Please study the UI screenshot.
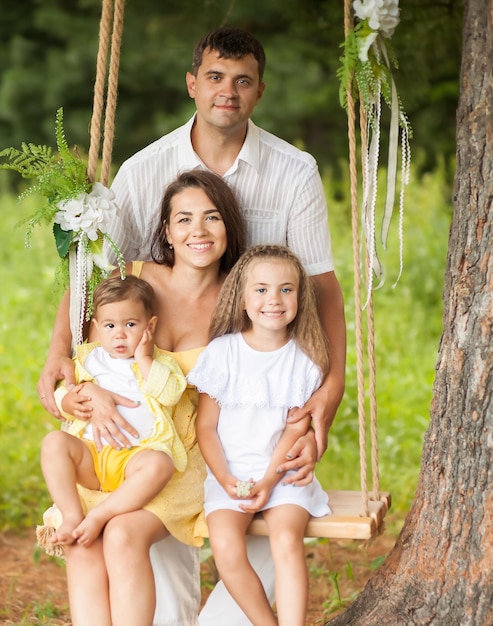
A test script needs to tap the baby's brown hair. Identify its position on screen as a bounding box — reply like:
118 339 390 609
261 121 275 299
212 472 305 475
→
92 275 155 319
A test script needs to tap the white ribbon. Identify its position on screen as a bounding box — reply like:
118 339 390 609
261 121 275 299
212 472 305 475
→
68 237 88 351
359 35 410 304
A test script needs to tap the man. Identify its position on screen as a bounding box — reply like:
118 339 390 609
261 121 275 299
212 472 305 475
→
38 27 345 626
106 27 346 458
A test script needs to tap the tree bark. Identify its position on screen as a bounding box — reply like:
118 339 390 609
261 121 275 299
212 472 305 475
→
327 0 493 624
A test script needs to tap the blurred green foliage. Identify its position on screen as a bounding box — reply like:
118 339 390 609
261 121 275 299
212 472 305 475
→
0 157 451 529
316 155 451 514
0 0 463 181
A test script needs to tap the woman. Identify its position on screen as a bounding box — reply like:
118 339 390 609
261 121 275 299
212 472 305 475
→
62 170 243 625
40 170 316 626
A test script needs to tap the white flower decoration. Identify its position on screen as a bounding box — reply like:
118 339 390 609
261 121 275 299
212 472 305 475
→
54 182 119 241
353 0 400 38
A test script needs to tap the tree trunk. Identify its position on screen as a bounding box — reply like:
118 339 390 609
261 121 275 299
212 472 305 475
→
327 0 493 624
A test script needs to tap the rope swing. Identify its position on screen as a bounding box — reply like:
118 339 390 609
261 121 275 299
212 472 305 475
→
67 0 126 349
79 0 392 540
2 0 401 543
87 0 125 187
344 0 380 519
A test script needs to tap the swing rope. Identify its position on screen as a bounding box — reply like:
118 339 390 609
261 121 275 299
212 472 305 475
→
344 0 380 517
87 0 125 186
68 0 125 350
360 106 381 504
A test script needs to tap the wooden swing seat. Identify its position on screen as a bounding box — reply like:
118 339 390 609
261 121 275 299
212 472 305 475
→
247 490 391 541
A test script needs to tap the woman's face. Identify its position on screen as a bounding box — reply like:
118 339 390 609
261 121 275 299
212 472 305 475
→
165 186 228 270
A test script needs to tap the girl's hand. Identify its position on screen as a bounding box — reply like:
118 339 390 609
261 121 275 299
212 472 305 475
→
83 382 140 451
220 474 247 500
239 479 272 513
275 430 317 487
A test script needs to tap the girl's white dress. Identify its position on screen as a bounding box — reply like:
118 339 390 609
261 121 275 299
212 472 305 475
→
188 333 331 517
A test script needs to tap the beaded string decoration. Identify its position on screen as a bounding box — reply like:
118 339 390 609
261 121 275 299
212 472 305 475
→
338 0 411 301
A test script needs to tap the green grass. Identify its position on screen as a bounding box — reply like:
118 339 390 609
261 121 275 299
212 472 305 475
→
0 160 452 531
0 185 61 529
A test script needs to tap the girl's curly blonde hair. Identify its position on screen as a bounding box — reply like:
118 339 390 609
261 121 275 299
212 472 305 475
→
210 244 329 377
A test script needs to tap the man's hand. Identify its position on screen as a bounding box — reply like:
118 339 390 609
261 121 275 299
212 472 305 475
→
304 271 346 459
37 290 75 419
275 430 317 486
287 371 344 460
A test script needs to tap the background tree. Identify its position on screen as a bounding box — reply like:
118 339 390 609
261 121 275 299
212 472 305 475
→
327 0 493 622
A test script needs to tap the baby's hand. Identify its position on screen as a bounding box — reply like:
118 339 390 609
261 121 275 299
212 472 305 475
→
134 329 154 362
61 383 92 419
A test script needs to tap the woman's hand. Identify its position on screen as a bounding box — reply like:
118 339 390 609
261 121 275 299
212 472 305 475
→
275 430 317 487
82 382 141 451
37 354 76 419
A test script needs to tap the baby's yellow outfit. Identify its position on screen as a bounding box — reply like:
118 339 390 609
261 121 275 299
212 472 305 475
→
55 342 188 483
76 347 208 546
73 261 208 546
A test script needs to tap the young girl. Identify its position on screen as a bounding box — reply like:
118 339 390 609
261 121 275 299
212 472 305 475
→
188 244 332 626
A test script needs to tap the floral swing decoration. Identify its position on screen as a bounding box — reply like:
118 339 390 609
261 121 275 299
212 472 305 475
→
338 0 412 299
0 108 125 346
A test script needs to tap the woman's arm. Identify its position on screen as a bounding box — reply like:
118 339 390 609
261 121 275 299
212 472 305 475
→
277 429 317 486
37 290 75 418
76 382 140 450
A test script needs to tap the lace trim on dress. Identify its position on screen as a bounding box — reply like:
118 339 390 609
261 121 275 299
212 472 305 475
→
188 338 322 409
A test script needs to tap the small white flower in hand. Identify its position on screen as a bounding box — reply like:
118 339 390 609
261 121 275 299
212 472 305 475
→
235 480 255 497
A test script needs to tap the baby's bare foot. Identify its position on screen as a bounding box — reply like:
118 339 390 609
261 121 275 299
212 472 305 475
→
50 517 83 546
72 512 106 547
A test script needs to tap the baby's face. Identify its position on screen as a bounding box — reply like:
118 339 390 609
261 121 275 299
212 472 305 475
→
93 298 151 359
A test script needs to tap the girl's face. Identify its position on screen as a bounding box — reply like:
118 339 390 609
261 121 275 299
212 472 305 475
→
165 187 227 270
243 259 299 336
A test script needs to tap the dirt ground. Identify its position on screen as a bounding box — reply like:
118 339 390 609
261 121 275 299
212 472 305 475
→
0 527 396 625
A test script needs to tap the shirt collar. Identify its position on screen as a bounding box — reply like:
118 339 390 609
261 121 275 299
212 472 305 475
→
179 115 261 175
233 119 260 174
178 115 203 169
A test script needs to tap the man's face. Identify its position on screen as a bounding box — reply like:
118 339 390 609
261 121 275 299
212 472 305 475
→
186 48 265 133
